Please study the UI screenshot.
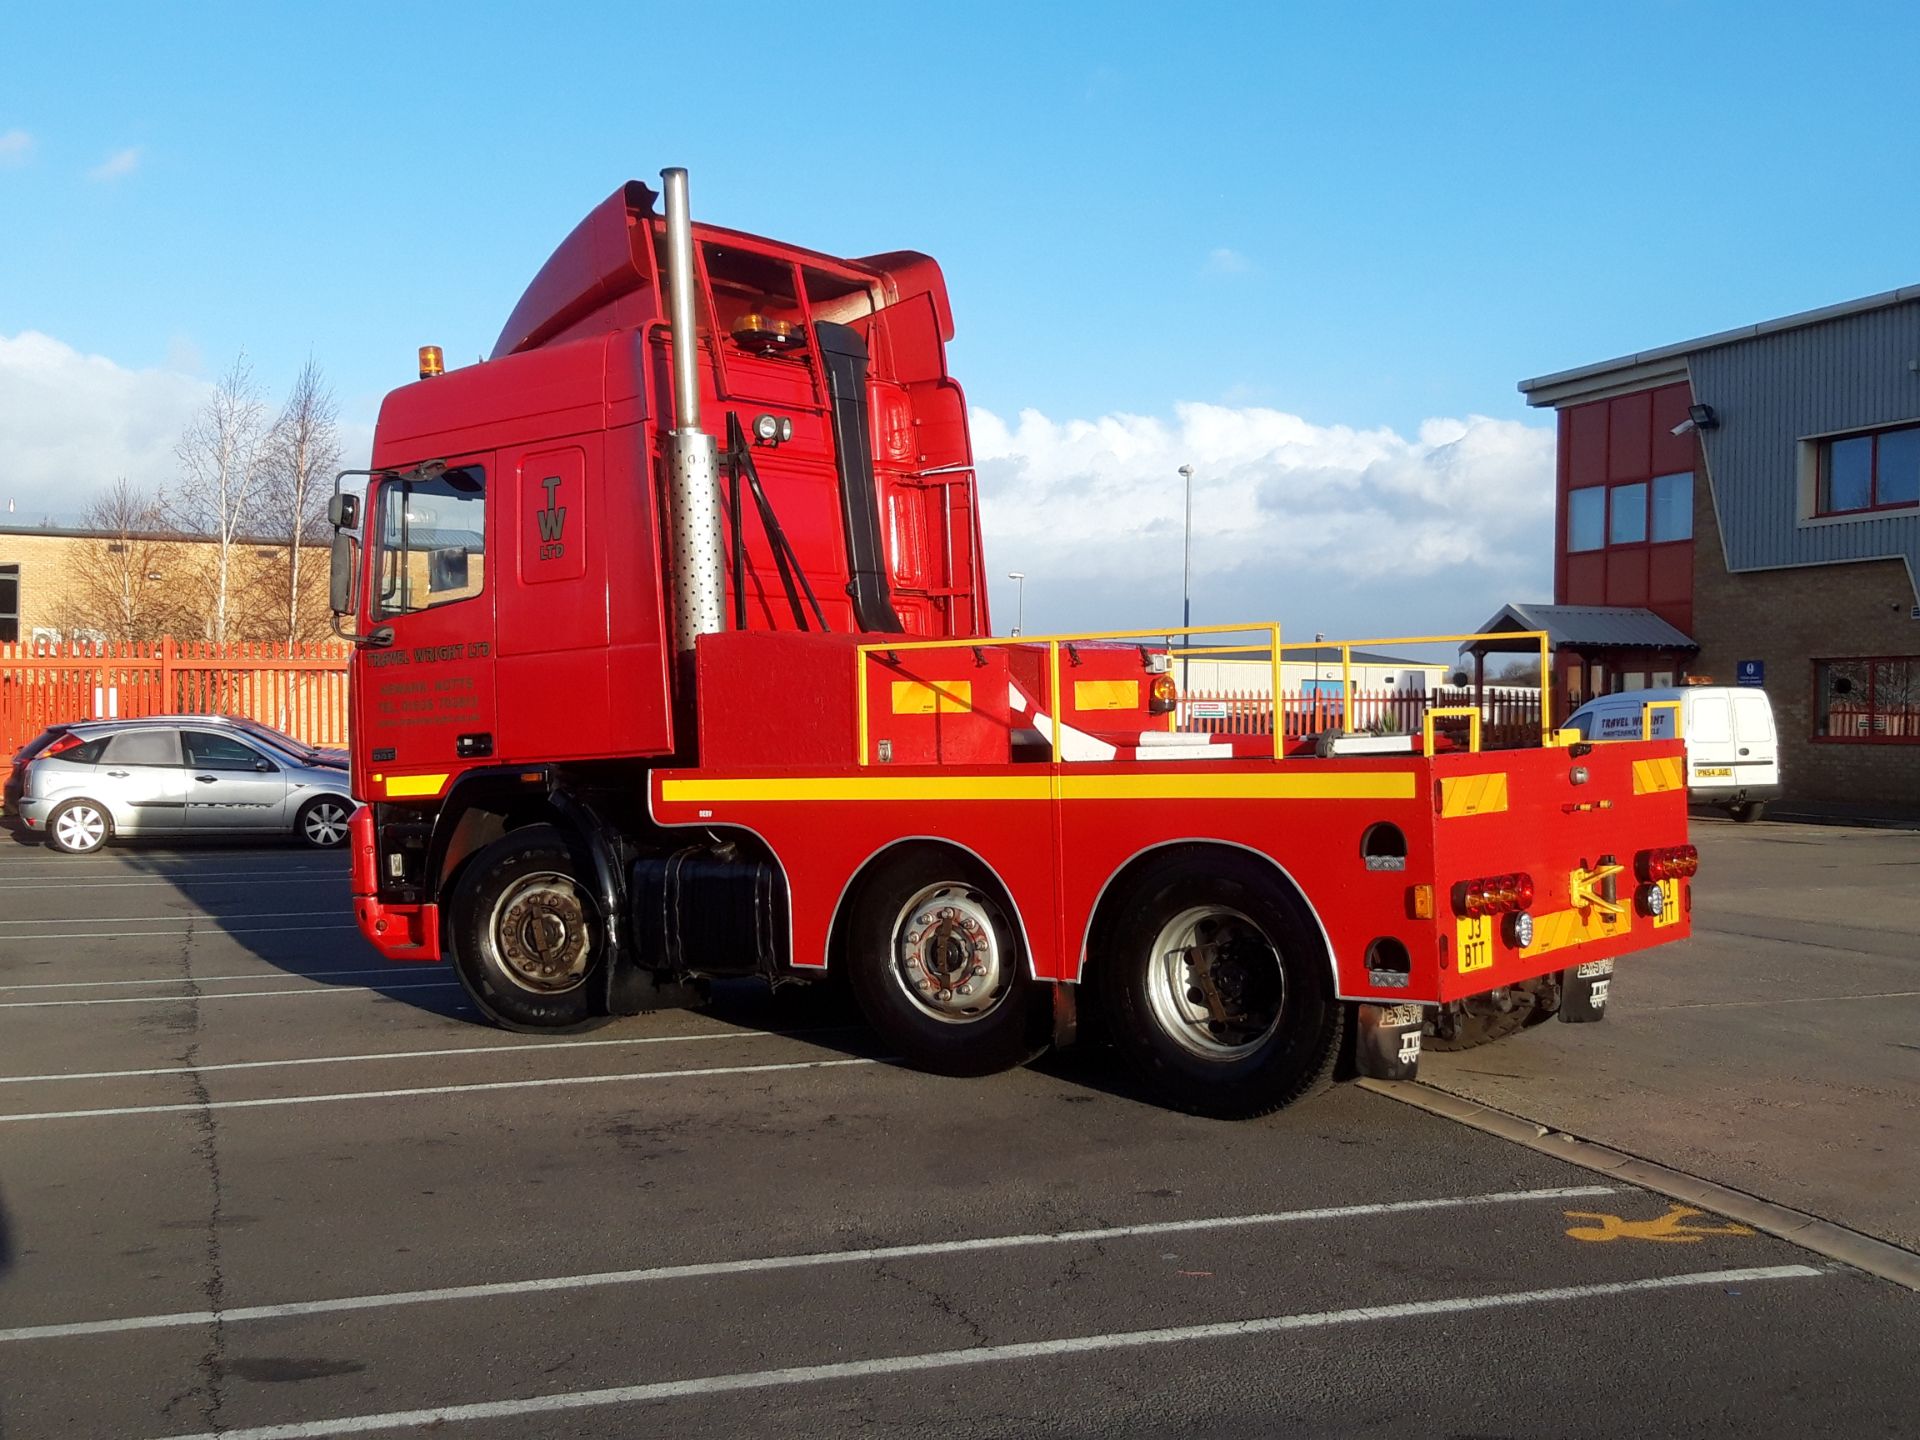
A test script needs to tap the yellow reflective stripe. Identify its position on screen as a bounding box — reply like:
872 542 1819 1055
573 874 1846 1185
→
1073 679 1140 710
1520 904 1631 958
659 772 1415 805
890 679 973 715
384 773 449 799
1439 772 1509 817
1632 757 1686 795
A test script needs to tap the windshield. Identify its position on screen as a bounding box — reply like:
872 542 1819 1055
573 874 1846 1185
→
376 466 487 618
225 716 322 763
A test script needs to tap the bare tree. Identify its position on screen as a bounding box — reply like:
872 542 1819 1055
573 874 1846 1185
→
56 479 199 643
258 359 342 644
174 353 269 643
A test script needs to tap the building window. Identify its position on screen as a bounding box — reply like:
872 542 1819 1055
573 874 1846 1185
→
1817 423 1920 515
1815 656 1919 742
1568 487 1605 552
1649 472 1693 542
0 563 18 643
1609 482 1648 544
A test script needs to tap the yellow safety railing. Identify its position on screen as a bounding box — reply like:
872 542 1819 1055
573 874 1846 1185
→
1641 699 1684 740
1173 628 1552 748
1422 706 1483 756
856 622 1286 765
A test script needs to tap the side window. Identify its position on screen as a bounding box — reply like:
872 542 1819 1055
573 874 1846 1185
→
101 730 182 766
184 732 274 772
377 467 487 617
0 562 17 643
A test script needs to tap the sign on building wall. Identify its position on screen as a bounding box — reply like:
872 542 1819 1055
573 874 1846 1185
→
1736 659 1765 687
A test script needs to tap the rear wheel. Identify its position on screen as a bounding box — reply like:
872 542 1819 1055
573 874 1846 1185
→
1100 851 1342 1119
1729 800 1766 823
48 800 111 855
448 825 604 1029
844 849 1045 1077
296 796 352 848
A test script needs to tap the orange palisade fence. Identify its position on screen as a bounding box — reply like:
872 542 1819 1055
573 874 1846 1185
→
1178 687 1543 749
0 638 350 757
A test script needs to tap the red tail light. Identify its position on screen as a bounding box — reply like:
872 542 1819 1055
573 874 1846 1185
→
1453 872 1535 917
1637 845 1699 882
42 733 84 758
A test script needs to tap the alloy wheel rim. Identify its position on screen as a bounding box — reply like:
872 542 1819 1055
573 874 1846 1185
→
304 803 348 845
1145 905 1286 1061
57 806 105 851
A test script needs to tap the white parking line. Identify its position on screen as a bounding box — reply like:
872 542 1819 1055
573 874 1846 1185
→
0 977 455 1011
0 877 347 891
0 1026 815 1083
0 909 345 928
144 1265 1824 1440
0 1184 1618 1344
0 1055 878 1121
0 963 411 992
0 923 363 944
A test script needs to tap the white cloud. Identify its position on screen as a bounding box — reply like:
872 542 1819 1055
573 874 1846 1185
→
88 146 141 181
1205 246 1253 275
973 400 1556 639
0 129 31 167
0 332 211 520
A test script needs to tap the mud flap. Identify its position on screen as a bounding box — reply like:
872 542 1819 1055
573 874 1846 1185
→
1558 958 1614 1024
1353 1003 1425 1080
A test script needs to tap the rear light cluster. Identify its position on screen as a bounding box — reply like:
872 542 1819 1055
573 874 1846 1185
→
1454 873 1535 917
1637 845 1699 882
42 733 84 758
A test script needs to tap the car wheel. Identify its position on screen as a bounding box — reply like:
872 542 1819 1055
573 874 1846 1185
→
1100 850 1342 1119
844 848 1046 1077
48 800 112 855
448 825 604 1030
1729 800 1766 823
297 796 353 848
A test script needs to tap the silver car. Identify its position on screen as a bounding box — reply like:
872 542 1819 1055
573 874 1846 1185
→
12 716 356 854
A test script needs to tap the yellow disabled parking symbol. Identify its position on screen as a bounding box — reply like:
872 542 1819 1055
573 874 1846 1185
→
1563 1203 1755 1244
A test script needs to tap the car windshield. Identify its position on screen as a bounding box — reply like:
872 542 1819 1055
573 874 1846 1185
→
225 717 322 764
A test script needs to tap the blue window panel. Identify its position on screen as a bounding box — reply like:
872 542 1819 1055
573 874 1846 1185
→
1568 487 1605 552
1609 482 1647 545
1823 435 1874 513
1650 472 1692 542
1877 427 1920 507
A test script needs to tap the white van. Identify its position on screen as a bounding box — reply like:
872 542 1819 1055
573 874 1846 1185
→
1564 686 1781 821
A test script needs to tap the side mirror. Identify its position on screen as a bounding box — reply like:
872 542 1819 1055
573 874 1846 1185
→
254 759 275 773
327 492 361 530
330 532 360 615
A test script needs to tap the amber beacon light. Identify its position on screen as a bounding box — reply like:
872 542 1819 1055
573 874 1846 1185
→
418 345 445 379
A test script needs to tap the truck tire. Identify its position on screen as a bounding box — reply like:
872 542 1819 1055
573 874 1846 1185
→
448 825 605 1030
1099 851 1342 1119
844 849 1046 1077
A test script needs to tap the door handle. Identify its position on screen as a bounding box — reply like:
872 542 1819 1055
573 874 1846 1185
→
195 775 219 784
107 770 129 778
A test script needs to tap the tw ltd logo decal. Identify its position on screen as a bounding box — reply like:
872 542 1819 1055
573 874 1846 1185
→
537 475 567 558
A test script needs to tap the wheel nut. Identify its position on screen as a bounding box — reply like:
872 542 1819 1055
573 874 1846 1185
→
972 963 987 976
937 989 952 1001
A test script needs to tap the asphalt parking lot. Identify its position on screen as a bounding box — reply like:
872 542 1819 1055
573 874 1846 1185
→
0 832 1915 1438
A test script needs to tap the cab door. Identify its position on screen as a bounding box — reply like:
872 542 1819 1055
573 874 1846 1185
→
363 459 498 786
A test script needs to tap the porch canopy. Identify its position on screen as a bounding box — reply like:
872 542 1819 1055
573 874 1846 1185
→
1463 602 1698 718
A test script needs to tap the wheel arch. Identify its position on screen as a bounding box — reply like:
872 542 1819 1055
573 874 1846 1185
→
1077 839 1339 992
823 836 1040 981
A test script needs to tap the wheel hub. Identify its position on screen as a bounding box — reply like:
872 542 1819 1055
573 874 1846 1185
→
892 885 1008 1022
1149 906 1286 1060
491 875 594 993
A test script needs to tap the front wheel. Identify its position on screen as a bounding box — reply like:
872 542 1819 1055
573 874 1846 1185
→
844 849 1046 1077
297 796 353 848
448 825 605 1030
1099 851 1342 1119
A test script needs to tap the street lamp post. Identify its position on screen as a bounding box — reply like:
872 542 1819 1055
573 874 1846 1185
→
1006 571 1025 636
1177 464 1194 688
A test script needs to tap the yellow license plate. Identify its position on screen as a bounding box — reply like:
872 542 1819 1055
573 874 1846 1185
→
1695 766 1733 778
1456 914 1496 973
1654 877 1681 928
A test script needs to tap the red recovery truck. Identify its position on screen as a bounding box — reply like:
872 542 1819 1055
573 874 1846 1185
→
329 168 1697 1118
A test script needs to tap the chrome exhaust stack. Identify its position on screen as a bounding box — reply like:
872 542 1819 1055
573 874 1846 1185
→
660 166 725 652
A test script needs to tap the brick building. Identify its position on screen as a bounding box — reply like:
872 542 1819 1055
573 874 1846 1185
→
0 523 331 646
1510 285 1920 806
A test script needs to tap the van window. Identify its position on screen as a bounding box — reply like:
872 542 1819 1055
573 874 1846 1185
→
1731 692 1775 743
1689 697 1733 744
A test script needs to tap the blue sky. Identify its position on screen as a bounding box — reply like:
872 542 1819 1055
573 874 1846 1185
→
5 3 1918 637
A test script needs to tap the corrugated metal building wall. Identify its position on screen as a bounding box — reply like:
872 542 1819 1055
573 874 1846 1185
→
1690 298 1920 589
